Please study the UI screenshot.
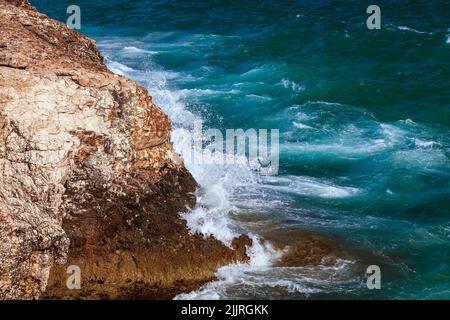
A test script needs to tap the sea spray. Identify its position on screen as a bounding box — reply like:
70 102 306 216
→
104 54 287 292
172 120 280 176
175 235 284 299
72 0 450 297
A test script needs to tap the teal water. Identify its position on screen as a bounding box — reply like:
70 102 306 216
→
32 1 450 299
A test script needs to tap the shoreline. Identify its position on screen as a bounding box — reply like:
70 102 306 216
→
0 0 250 299
2 0 381 300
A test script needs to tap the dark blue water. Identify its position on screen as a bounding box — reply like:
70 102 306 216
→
32 0 450 299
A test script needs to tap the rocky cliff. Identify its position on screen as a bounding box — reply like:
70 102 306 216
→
0 0 249 299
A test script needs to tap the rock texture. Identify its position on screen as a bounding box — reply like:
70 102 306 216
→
0 0 249 299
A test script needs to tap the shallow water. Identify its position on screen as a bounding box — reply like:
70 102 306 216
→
32 0 450 299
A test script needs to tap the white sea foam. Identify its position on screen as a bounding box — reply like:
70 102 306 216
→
390 149 449 170
245 94 273 101
106 59 135 76
314 100 343 106
293 121 314 129
295 111 311 121
413 138 441 149
175 237 285 299
123 46 157 54
180 183 239 246
262 175 360 198
179 88 240 97
397 26 426 34
176 255 359 299
281 141 387 158
103 54 286 290
102 47 359 300
240 67 262 76
280 78 305 93
391 25 432 35
379 123 406 145
399 118 418 126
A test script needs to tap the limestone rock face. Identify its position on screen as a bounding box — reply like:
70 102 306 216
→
0 0 249 299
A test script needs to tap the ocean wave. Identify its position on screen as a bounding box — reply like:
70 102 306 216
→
413 138 441 149
175 237 284 299
104 53 292 292
311 100 345 106
179 88 240 97
180 182 239 246
388 24 433 35
293 101 377 120
293 121 314 129
244 94 273 101
176 256 359 299
283 117 448 171
280 78 305 93
379 123 406 145
100 39 450 300
399 119 418 126
281 141 388 158
98 38 157 53
397 26 429 34
261 175 361 198
239 63 283 78
122 46 157 54
240 66 264 76
106 59 135 75
388 149 449 170
283 101 378 130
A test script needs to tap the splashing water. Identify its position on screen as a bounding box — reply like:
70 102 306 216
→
32 0 450 299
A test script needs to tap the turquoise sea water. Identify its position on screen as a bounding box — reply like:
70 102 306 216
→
32 1 450 299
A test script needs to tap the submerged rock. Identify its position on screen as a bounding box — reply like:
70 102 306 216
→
0 0 249 299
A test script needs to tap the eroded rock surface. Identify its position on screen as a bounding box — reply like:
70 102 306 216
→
0 0 249 299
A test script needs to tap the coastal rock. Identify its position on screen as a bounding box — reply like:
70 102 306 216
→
0 0 249 299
